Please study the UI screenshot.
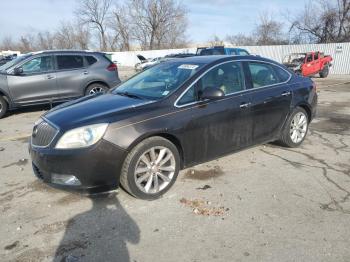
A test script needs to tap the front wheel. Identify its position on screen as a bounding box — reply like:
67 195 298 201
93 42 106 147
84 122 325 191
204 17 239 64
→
120 137 180 200
278 107 309 148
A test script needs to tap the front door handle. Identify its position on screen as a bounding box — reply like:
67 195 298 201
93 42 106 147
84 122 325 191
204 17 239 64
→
83 71 89 75
240 102 251 109
47 75 55 80
281 91 291 97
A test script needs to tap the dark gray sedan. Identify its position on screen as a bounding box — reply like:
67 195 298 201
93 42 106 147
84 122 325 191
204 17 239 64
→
0 50 121 118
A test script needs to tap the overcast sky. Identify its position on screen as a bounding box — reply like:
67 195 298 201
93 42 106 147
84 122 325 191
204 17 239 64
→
0 0 307 43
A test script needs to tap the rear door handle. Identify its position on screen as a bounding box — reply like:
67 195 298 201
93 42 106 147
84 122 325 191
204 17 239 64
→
83 71 89 75
47 75 55 80
281 91 291 97
240 102 251 109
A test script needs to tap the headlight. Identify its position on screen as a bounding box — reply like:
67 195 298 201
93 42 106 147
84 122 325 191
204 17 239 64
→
55 123 108 149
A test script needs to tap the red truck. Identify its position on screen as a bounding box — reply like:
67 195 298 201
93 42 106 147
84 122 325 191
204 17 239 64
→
283 51 332 78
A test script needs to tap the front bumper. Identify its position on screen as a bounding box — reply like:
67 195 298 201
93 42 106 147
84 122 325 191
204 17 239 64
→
29 139 127 193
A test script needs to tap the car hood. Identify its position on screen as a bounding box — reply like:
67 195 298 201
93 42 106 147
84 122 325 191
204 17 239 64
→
44 93 152 130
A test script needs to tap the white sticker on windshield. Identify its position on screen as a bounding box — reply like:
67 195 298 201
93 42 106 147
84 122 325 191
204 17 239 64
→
178 64 199 70
162 90 170 96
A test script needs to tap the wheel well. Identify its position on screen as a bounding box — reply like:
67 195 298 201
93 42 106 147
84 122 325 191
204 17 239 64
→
85 81 109 93
297 104 312 122
0 91 9 105
135 133 185 168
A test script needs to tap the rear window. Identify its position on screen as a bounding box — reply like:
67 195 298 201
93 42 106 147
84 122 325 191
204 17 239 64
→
57 55 84 70
86 56 97 65
200 49 225 55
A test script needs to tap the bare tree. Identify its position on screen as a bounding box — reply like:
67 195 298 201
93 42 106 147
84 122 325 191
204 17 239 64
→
18 35 35 53
76 0 112 50
128 0 188 50
110 5 132 51
54 21 90 49
290 0 350 43
37 31 55 50
254 12 287 45
207 35 224 47
0 36 16 50
226 33 256 46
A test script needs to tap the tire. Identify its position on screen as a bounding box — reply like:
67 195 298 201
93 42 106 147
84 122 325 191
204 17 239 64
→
278 107 309 148
0 96 8 119
319 65 329 78
120 136 180 200
85 83 109 96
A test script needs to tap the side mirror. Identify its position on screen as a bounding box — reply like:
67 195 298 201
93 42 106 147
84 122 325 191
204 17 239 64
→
200 87 225 100
14 67 23 75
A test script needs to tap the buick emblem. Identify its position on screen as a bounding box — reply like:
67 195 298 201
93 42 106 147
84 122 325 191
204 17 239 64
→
32 126 38 138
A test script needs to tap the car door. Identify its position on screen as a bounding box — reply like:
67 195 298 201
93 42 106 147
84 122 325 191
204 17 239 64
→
7 55 57 105
176 61 253 165
302 53 317 76
245 61 292 144
55 54 89 99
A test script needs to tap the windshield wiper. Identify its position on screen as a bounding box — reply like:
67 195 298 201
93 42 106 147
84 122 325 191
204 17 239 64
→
115 91 144 100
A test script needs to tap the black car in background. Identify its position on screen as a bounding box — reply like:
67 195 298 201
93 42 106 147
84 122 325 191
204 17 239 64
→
0 50 121 118
29 55 317 199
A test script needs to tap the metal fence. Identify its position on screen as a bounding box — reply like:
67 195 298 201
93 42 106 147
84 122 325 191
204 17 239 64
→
111 42 350 74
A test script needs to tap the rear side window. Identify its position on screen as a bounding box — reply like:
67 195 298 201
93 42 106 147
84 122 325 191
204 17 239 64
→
238 50 249 55
274 66 290 82
57 55 84 70
248 62 279 88
86 56 97 65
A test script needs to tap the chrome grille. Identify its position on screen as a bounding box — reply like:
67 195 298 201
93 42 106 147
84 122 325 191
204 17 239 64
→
31 120 58 147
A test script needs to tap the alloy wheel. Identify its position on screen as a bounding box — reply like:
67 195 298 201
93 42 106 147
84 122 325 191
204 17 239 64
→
134 146 176 194
290 112 308 143
89 86 105 95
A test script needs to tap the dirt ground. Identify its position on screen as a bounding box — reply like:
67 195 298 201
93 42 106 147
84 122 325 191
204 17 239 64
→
0 71 349 262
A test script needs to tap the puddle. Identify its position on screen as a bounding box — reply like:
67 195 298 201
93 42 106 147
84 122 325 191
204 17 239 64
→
34 220 73 235
311 117 350 134
184 166 224 180
56 194 84 205
4 241 19 250
2 159 28 168
26 180 60 194
12 136 30 143
196 185 212 190
56 240 90 257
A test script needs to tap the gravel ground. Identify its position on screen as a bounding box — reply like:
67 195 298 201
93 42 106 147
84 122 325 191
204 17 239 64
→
0 72 349 262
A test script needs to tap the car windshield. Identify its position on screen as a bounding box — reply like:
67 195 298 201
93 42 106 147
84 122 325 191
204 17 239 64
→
112 61 204 100
0 54 32 72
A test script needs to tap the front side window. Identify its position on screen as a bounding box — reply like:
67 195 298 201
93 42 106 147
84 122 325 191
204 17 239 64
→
177 61 245 106
248 62 280 88
113 61 204 100
57 55 84 70
21 56 54 74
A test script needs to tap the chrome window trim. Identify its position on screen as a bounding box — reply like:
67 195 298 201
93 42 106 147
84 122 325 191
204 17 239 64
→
30 117 60 148
174 59 292 108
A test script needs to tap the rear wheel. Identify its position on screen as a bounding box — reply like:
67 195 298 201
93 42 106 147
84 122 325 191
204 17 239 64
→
319 64 329 78
85 83 108 96
278 107 309 148
0 96 8 119
120 136 180 200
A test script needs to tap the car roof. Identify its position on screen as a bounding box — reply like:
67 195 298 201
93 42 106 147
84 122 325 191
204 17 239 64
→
168 55 277 65
30 50 104 56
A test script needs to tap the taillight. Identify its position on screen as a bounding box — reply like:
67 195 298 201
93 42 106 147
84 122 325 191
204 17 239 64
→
107 63 117 71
